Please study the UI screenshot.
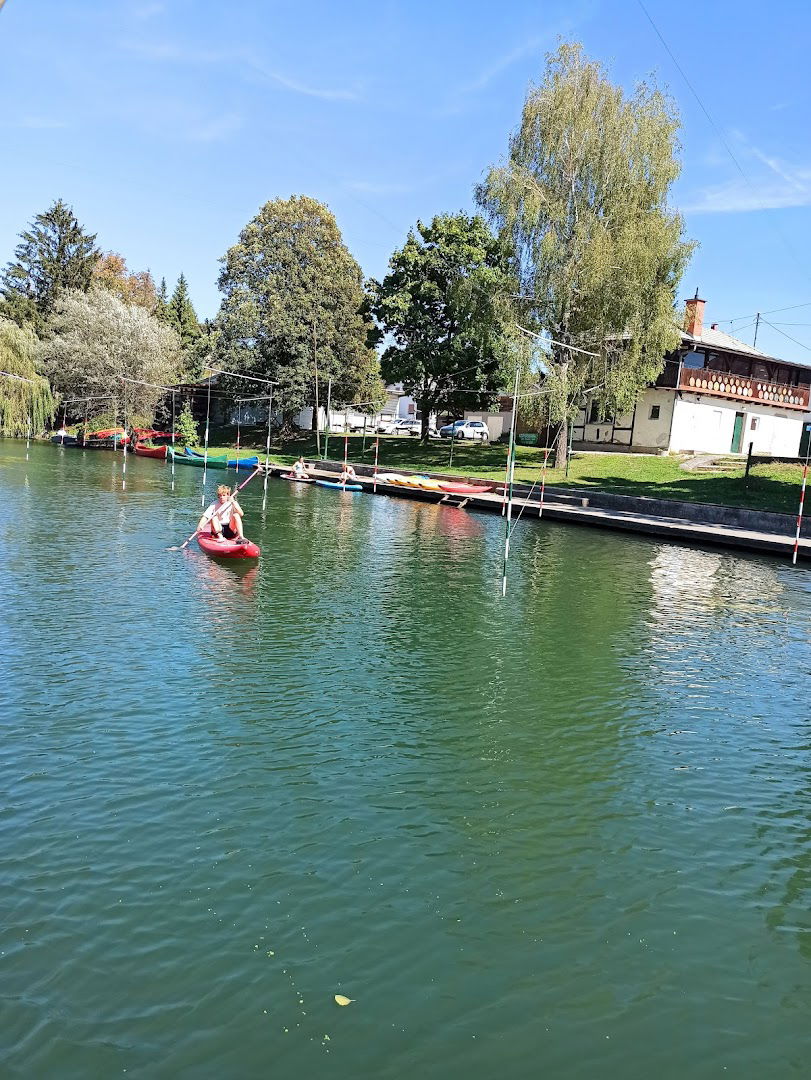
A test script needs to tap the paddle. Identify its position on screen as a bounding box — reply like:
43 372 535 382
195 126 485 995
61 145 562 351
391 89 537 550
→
167 465 262 551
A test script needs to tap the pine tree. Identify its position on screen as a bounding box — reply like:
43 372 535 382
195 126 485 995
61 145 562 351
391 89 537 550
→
0 199 99 331
175 398 199 446
155 277 171 323
168 273 201 349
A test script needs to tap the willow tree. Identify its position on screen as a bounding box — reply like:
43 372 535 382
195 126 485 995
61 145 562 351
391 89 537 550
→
0 318 55 436
216 195 385 426
477 42 694 463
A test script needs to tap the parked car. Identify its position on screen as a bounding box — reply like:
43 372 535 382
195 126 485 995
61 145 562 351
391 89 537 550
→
378 417 437 437
438 419 489 442
392 418 439 438
376 417 398 434
348 416 376 433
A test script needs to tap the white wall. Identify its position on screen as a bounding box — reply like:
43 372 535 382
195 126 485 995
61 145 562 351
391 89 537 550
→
669 394 803 455
630 390 675 449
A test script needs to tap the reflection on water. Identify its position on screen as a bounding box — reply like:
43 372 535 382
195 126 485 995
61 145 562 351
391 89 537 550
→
1 442 810 1080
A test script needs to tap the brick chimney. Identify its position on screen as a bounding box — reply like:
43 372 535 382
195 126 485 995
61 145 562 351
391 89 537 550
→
683 290 705 338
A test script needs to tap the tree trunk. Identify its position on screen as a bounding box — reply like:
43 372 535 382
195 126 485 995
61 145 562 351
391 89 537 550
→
554 419 568 469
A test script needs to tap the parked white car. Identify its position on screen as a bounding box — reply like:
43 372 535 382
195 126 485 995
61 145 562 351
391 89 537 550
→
378 418 438 437
393 418 439 438
438 419 489 442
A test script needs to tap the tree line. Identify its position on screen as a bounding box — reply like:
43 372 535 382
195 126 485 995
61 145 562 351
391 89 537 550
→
0 43 693 462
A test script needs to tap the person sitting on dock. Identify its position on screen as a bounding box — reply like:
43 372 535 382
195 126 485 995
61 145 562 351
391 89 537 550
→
338 464 357 484
197 484 248 544
292 455 310 479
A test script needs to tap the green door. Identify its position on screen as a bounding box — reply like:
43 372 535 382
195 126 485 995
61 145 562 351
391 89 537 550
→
731 412 745 453
801 423 811 459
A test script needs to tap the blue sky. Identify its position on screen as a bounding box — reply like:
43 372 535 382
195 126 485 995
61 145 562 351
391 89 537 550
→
2 0 811 364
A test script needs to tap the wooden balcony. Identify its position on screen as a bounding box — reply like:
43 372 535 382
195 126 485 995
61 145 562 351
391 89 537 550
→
678 367 810 411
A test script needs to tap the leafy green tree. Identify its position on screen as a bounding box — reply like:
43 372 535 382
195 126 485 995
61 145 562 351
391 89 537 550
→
1 199 99 331
477 42 694 463
39 288 182 425
371 213 514 437
215 195 383 425
168 273 202 349
174 398 199 446
0 318 55 435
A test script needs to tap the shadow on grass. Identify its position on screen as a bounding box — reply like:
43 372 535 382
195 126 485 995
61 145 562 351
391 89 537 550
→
563 473 800 515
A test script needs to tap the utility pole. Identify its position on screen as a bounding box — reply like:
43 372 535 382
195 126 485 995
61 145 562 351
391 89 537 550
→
313 318 321 456
753 312 761 349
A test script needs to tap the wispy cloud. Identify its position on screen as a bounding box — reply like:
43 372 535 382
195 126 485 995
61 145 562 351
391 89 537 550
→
458 35 549 96
120 39 361 102
247 62 361 102
682 139 811 214
12 116 69 130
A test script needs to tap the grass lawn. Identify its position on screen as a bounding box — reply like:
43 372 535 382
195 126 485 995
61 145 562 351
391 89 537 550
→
200 426 807 516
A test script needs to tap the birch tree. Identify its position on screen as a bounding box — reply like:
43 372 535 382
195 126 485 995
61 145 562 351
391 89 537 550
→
477 43 694 463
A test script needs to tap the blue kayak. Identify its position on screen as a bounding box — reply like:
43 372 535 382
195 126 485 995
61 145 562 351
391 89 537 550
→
315 479 363 492
228 456 259 470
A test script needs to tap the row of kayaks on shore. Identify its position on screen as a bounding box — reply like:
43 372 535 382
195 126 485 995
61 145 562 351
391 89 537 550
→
282 470 492 495
377 473 492 495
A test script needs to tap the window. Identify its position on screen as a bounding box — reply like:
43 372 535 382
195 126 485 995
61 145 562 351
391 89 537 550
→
750 417 758 431
588 401 600 423
683 350 705 369
649 405 661 420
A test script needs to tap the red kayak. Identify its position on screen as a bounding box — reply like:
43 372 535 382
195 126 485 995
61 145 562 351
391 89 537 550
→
134 442 168 459
438 482 493 495
196 529 260 559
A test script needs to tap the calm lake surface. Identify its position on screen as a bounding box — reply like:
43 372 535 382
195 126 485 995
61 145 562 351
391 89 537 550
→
2 440 810 1079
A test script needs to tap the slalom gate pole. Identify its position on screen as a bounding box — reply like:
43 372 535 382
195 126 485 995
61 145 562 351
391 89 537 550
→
202 380 211 507
539 447 550 517
342 433 348 489
501 363 520 598
61 404 67 444
262 385 273 513
121 392 127 491
373 437 379 492
324 378 332 460
792 458 809 565
170 391 176 491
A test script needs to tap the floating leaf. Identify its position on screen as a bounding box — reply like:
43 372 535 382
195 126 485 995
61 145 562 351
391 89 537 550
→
334 994 354 1006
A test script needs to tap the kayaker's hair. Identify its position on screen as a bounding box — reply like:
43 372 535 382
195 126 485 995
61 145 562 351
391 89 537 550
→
217 484 231 497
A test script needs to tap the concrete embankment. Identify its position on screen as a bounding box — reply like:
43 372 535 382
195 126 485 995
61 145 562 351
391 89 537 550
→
262 462 811 562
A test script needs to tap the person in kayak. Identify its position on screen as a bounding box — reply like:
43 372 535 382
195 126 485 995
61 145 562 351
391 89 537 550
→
292 455 310 479
197 483 248 544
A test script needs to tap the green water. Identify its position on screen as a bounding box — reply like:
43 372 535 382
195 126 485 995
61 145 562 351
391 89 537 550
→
2 440 810 1079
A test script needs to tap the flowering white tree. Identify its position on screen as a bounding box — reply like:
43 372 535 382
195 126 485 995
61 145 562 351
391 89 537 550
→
40 288 182 422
